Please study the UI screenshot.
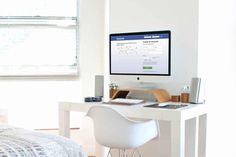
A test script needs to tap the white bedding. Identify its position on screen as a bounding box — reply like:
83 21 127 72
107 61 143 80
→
0 125 87 157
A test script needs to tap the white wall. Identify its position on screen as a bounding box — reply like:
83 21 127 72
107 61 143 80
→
0 0 105 129
79 0 105 97
199 0 236 156
110 0 199 94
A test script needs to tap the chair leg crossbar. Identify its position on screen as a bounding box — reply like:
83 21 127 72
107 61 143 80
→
107 148 142 157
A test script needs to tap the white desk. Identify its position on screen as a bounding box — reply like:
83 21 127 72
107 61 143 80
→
58 102 207 157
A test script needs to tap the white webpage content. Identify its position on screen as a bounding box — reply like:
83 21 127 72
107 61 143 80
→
111 34 169 75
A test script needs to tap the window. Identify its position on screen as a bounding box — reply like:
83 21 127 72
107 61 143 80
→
0 0 78 76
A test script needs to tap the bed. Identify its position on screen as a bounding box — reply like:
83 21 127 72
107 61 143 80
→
0 125 87 157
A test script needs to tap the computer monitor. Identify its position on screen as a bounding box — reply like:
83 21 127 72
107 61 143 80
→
110 30 171 83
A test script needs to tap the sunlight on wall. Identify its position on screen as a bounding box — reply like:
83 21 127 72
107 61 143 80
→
0 81 83 129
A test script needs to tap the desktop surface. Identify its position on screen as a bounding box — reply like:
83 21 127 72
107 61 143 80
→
103 98 189 109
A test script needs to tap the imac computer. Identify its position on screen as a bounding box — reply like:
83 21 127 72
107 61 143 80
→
109 30 171 85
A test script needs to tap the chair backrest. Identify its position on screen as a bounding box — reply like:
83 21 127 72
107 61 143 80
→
86 106 160 149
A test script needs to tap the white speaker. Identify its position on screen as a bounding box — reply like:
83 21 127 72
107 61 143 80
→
94 75 104 97
189 77 205 104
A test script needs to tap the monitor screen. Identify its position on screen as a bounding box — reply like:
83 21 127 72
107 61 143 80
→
110 31 171 76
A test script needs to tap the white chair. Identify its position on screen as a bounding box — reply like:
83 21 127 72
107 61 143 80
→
86 106 160 157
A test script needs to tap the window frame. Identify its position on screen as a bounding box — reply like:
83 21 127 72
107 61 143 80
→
0 5 79 77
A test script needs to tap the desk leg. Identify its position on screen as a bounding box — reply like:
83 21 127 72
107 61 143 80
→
171 120 185 157
198 114 207 157
194 117 199 157
59 108 70 138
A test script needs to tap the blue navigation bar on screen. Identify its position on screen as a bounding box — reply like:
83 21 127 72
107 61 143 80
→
111 33 169 41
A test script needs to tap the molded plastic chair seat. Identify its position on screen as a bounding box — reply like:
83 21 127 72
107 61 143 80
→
86 106 160 156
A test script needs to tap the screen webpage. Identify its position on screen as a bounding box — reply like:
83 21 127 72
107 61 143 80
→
110 33 170 75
